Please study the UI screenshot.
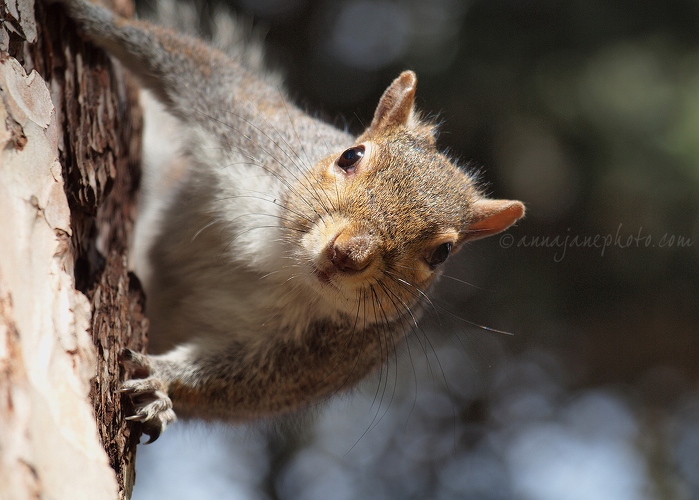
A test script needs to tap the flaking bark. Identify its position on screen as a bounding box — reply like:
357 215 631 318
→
1 0 146 498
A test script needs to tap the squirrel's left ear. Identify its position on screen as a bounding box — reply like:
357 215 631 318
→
463 199 525 241
369 71 417 131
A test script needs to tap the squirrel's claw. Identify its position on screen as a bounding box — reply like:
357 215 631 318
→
120 377 176 443
119 349 176 443
123 389 176 443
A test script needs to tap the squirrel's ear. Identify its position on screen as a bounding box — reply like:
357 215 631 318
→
463 199 525 241
369 71 417 132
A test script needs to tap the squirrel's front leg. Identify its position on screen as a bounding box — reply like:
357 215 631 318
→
119 349 176 443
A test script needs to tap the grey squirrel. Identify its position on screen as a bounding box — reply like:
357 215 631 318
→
54 0 525 442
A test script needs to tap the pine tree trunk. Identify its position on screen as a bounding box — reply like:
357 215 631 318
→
1 0 146 498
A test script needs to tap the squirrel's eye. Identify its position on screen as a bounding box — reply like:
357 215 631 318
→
337 145 365 172
426 242 452 269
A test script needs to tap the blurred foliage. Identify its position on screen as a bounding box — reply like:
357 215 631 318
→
134 0 699 498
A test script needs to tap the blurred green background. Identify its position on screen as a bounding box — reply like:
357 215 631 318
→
133 0 699 498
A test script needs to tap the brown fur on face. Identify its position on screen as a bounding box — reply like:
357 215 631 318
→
280 72 519 324
283 124 479 321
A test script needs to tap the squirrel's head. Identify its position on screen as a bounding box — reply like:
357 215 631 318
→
283 71 524 324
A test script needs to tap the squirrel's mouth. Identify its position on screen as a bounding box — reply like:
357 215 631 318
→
312 268 334 287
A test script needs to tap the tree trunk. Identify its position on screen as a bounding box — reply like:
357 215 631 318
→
0 0 146 498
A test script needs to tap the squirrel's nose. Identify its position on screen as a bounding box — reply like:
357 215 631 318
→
330 231 375 273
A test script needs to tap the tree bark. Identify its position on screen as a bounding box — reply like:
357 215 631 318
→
0 0 146 498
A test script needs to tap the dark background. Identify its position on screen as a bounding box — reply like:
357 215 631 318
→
133 1 699 498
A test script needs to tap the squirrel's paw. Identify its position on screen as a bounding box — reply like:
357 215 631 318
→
119 349 176 443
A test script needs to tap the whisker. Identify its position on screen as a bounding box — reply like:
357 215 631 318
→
212 193 314 225
366 285 395 426
389 262 493 292
383 268 440 322
223 107 335 218
191 219 219 242
195 110 328 221
276 91 339 214
220 224 286 257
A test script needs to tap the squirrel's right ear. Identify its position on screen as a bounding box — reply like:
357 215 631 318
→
463 199 525 241
369 71 417 132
